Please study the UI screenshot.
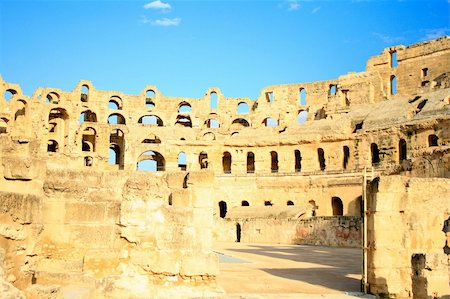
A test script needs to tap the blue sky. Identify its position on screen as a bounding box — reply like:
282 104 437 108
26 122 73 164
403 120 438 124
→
0 0 449 99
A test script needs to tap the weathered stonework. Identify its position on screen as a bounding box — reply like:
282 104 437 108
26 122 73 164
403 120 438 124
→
0 36 449 297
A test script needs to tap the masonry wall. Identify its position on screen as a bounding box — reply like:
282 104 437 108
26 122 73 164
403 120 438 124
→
367 176 450 298
215 216 362 248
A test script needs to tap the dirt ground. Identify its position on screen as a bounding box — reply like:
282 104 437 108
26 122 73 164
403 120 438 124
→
213 242 374 298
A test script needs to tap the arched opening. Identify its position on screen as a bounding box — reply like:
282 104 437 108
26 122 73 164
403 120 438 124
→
219 201 227 218
287 200 294 206
210 91 218 109
178 152 187 171
236 223 241 242
81 85 89 102
0 118 8 134
205 118 220 128
14 100 26 121
270 151 278 173
84 156 93 167
399 139 407 161
48 108 69 152
137 150 166 172
79 110 97 124
4 89 17 102
241 201 249 206
318 148 326 171
145 90 155 108
355 196 363 217
178 102 192 113
146 90 155 98
295 150 302 172
237 102 249 114
223 151 232 174
343 146 350 170
199 152 208 169
329 84 337 95
108 113 126 125
297 110 308 124
247 152 255 173
332 197 343 216
390 50 398 67
46 92 60 104
231 118 250 128
82 127 96 152
428 134 439 147
390 75 397 95
263 117 278 127
139 115 163 126
110 129 125 169
109 96 122 110
309 200 317 216
47 140 58 152
371 143 380 165
299 88 307 106
175 115 192 127
203 132 215 141
264 201 273 206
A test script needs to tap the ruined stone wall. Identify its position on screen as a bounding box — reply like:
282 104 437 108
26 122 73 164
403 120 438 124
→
367 176 450 298
215 216 362 247
0 165 220 298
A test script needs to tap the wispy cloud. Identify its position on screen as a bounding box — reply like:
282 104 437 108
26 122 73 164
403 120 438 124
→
148 17 181 27
143 0 171 11
312 6 321 13
287 0 300 11
421 28 450 41
372 32 404 44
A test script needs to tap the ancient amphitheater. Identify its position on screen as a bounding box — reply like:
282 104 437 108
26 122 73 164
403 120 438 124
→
0 36 449 298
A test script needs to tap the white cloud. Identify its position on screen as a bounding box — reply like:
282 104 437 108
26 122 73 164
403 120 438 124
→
312 6 321 13
288 0 300 11
151 18 181 26
422 28 450 41
143 0 171 11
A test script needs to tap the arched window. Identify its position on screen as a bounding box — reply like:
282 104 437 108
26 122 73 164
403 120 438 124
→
81 85 89 102
263 117 278 127
399 139 407 161
264 201 273 206
84 156 93 167
203 132 215 141
297 110 308 124
428 134 439 147
137 150 165 172
46 92 60 104
108 113 126 125
145 90 155 109
146 90 155 98
142 134 161 144
390 75 397 95
219 201 227 218
343 146 350 170
241 201 249 206
4 89 17 103
210 92 218 109
295 150 302 172
109 144 121 165
175 115 192 127
178 152 187 171
309 200 317 216
329 84 337 95
79 110 97 124
247 152 255 173
14 100 26 121
390 50 398 67
237 102 249 114
270 151 278 173
47 140 58 152
318 148 326 171
0 118 8 134
332 197 343 216
287 200 294 206
199 152 208 169
109 96 122 110
139 115 163 126
178 102 192 113
371 143 380 165
223 152 232 174
82 127 96 152
299 88 306 106
205 118 220 128
231 118 250 128
109 129 125 169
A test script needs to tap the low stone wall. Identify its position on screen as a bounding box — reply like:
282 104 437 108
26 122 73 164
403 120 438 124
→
215 216 362 248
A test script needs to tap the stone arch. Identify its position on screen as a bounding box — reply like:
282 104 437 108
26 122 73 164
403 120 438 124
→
81 85 89 102
231 118 250 128
343 146 350 170
371 143 380 165
109 129 125 169
175 115 192 127
80 110 97 124
262 117 278 127
399 138 407 161
219 201 227 218
247 152 255 173
46 92 60 104
199 151 208 169
3 89 17 103
299 88 307 106
82 127 96 152
205 118 220 128
287 200 294 206
428 134 439 147
0 118 8 134
108 113 126 125
237 102 249 114
137 150 165 172
109 96 122 110
223 151 232 174
139 115 163 126
178 152 187 171
297 110 308 124
318 148 326 171
241 201 249 206
202 132 216 141
270 151 278 173
295 150 302 172
178 101 192 113
332 197 343 216
47 140 59 152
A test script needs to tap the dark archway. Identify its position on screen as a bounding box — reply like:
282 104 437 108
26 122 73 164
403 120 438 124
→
332 197 344 216
219 201 227 218
236 223 241 242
